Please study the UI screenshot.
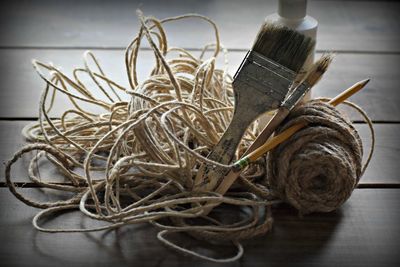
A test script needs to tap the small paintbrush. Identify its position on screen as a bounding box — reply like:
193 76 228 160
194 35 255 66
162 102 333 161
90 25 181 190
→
194 22 315 191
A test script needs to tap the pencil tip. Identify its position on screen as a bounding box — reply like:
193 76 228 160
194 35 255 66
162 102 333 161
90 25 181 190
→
361 78 370 86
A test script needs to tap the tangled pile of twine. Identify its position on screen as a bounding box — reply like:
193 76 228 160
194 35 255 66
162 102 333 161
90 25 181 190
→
5 12 374 262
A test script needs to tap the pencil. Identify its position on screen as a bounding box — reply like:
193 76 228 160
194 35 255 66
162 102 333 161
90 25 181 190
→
232 78 370 171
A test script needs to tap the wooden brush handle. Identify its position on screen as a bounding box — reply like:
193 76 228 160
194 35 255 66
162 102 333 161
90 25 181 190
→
218 107 289 188
194 108 257 191
244 107 290 156
201 107 290 214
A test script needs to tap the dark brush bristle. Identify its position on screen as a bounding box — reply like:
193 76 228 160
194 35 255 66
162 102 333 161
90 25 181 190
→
252 22 315 73
305 53 334 86
315 53 334 74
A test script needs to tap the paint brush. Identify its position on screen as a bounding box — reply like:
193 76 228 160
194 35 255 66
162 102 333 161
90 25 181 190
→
194 22 315 191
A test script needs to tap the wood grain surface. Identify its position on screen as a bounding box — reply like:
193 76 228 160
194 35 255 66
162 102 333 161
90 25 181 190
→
0 122 395 185
0 188 398 267
0 49 398 121
1 0 399 52
0 1 399 266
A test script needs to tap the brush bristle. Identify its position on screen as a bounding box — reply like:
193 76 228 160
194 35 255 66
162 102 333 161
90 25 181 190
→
315 53 334 74
252 22 315 73
305 53 334 86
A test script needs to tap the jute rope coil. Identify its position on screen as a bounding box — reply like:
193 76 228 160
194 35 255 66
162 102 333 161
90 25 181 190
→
4 11 374 262
267 99 374 215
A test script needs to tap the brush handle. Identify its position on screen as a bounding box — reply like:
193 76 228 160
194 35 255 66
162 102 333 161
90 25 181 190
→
216 107 290 193
246 107 290 155
200 107 290 214
194 107 258 191
193 50 297 191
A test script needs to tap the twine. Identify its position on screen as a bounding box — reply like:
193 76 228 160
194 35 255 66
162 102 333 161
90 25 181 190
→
267 100 374 214
4 12 374 262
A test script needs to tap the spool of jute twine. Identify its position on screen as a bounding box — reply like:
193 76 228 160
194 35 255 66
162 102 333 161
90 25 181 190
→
266 99 374 215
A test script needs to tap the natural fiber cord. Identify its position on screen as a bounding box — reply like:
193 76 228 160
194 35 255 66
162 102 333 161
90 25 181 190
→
267 99 374 214
4 12 374 262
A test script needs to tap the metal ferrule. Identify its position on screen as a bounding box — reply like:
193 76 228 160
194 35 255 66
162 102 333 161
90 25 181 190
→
281 81 310 110
232 50 297 107
232 156 250 172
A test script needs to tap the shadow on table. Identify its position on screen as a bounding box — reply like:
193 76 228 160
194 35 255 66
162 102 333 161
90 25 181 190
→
30 202 343 267
241 202 344 266
31 207 242 267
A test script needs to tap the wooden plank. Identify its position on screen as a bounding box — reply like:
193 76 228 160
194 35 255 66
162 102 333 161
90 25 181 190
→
0 49 131 118
231 51 400 122
0 188 398 266
0 0 399 52
0 121 398 185
245 189 400 267
0 49 398 121
0 121 69 184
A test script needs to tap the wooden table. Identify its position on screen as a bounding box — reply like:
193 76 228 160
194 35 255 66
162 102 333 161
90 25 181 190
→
0 1 399 266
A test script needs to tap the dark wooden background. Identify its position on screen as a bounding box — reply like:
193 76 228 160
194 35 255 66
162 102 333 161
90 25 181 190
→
0 0 399 266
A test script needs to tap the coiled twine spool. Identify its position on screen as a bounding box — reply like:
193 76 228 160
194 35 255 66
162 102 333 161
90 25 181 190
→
267 100 363 214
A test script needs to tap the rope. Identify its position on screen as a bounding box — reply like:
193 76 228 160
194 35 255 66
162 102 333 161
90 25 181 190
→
266 100 374 214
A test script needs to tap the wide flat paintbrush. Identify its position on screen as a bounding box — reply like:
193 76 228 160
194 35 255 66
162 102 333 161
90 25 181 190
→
232 54 333 171
194 22 315 191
